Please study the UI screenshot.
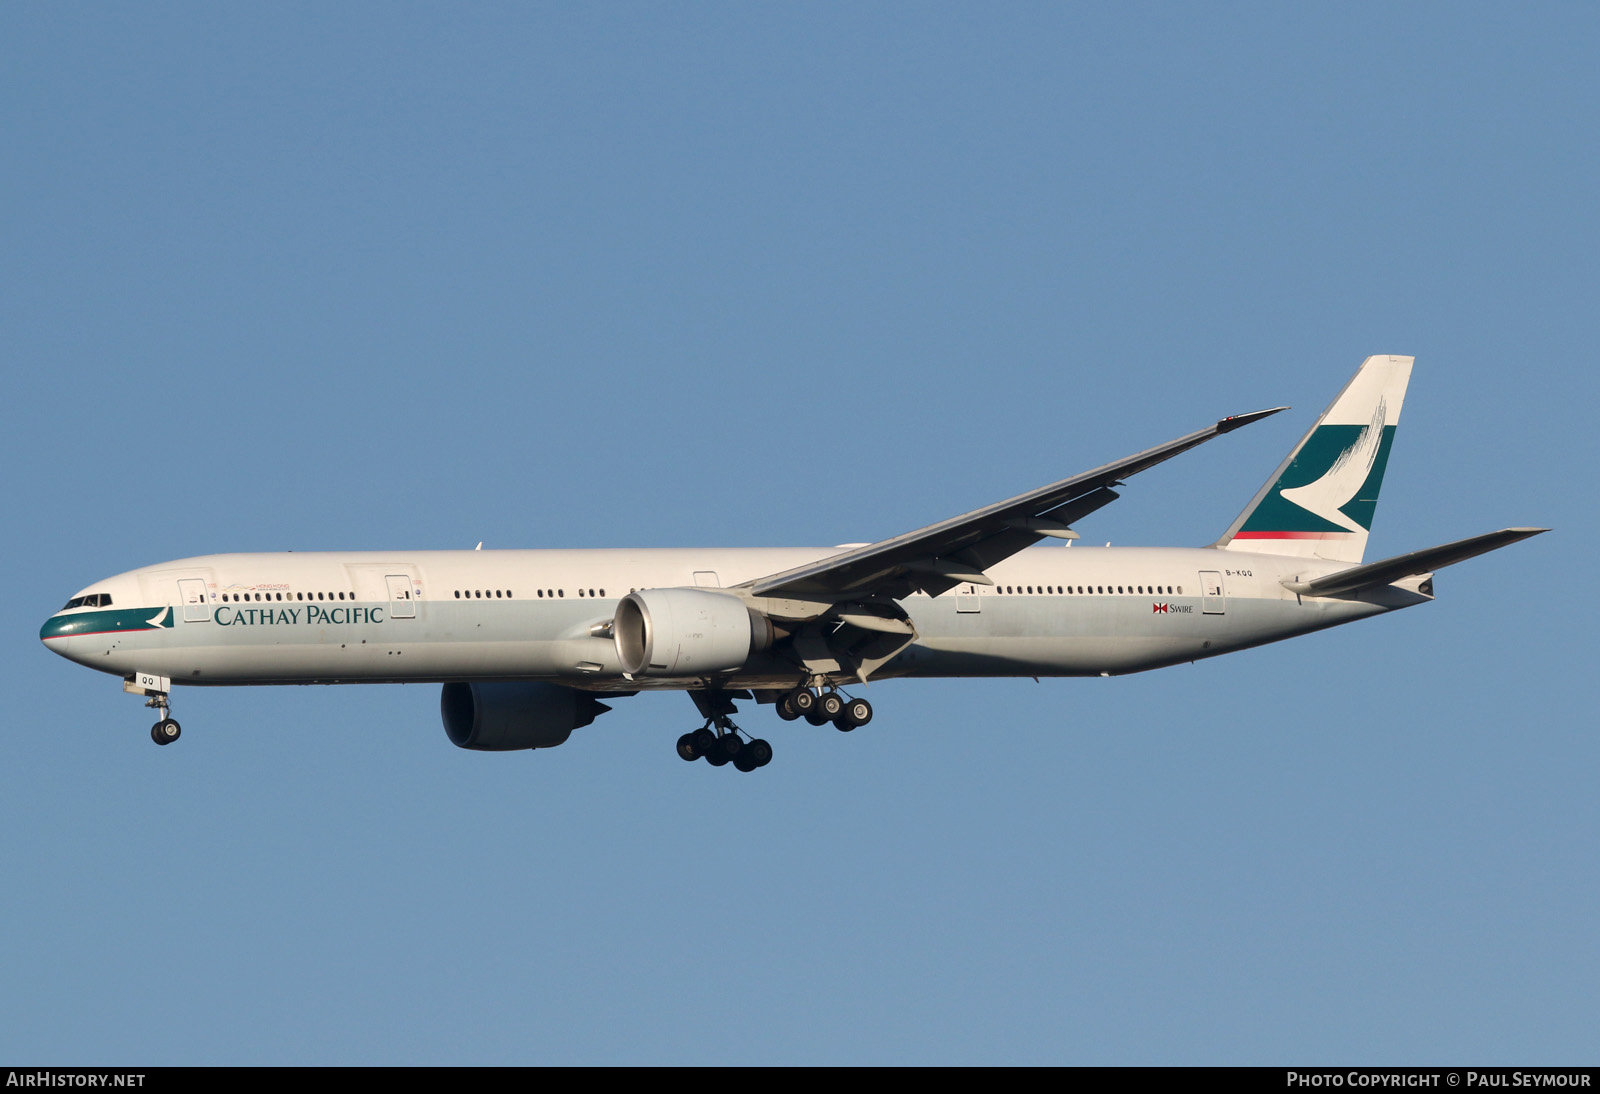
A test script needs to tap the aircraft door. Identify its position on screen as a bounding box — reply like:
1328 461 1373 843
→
385 574 417 619
955 584 982 613
1200 570 1226 615
178 578 211 622
693 571 721 588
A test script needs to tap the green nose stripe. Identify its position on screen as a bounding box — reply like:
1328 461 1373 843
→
41 607 174 640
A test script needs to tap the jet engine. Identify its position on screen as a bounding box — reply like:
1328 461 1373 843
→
613 588 775 676
440 681 611 751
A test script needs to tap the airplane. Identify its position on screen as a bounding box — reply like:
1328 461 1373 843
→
40 355 1545 771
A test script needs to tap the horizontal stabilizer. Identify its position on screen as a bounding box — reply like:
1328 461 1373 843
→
1282 527 1548 597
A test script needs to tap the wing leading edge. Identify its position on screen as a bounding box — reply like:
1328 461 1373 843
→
747 407 1289 602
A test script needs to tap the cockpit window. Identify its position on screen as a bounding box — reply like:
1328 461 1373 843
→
62 593 112 610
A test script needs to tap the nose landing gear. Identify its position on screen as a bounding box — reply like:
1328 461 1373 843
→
126 673 181 746
146 695 180 746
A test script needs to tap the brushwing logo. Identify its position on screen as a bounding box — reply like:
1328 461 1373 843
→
1277 400 1387 534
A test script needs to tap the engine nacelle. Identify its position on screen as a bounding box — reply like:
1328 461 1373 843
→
613 587 773 676
440 681 610 751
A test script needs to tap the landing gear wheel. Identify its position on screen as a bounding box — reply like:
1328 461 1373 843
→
151 719 181 745
733 752 759 773
705 750 731 767
691 727 717 757
817 691 845 720
804 707 832 727
788 687 816 715
836 697 872 731
745 739 774 768
716 733 742 758
776 695 801 721
676 733 700 761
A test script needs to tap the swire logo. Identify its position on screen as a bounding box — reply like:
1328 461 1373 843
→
1152 603 1168 613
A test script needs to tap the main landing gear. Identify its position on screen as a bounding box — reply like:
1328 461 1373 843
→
675 683 872 770
676 719 774 773
776 686 872 732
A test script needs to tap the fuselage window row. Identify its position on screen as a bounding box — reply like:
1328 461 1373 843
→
996 584 1180 595
445 589 605 600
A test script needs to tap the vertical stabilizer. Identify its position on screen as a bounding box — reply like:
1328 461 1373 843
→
1215 355 1413 564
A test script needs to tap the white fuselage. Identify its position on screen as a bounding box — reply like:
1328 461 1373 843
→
40 544 1426 692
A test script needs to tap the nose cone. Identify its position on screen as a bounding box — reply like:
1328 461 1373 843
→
41 611 105 644
41 612 83 662
41 613 73 644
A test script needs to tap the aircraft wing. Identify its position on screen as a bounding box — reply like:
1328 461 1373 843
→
748 407 1288 602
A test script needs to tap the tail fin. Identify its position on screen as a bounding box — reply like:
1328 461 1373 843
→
1215 355 1413 564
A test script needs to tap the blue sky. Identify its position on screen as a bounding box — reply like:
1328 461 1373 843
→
3 4 1594 1064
